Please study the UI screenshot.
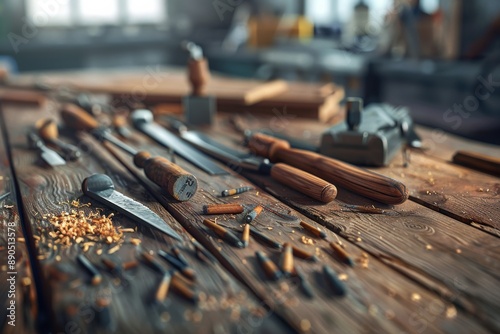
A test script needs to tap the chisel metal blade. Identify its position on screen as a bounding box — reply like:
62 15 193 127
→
40 149 66 166
174 129 271 173
27 131 66 166
82 174 182 241
131 109 228 176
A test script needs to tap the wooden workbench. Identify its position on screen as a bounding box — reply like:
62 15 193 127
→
0 82 499 334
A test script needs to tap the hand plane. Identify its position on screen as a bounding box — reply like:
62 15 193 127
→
247 98 421 167
320 98 420 166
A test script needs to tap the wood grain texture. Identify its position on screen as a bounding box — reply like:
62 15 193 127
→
1 93 498 333
270 163 337 203
206 124 500 332
2 104 289 334
377 150 500 235
106 127 488 334
232 116 500 235
0 124 37 334
237 167 500 332
415 127 500 163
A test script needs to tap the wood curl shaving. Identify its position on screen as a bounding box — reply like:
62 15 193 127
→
43 210 124 247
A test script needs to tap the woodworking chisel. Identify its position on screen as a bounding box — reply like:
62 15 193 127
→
82 174 182 241
36 118 81 161
247 133 409 205
27 130 66 167
61 104 198 201
162 117 337 203
131 109 228 176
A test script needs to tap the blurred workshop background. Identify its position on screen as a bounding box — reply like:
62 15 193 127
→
0 0 499 144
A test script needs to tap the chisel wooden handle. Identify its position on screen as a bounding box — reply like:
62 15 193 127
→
270 163 336 203
133 152 197 201
61 103 198 201
36 118 81 161
452 150 500 176
188 59 210 96
61 103 100 131
248 133 408 205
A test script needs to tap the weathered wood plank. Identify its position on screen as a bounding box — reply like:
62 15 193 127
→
378 150 500 235
415 126 500 163
0 113 37 334
226 116 500 235
11 69 342 121
2 104 289 333
202 121 500 332
108 125 488 333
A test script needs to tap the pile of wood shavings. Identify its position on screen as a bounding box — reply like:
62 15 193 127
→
45 209 125 247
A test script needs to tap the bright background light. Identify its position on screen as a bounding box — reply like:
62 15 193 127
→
27 0 167 25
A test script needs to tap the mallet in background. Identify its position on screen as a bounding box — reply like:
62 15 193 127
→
182 41 216 125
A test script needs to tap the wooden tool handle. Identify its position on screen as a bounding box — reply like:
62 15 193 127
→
62 103 197 200
270 163 337 203
248 133 408 205
452 150 500 176
188 59 210 96
36 118 58 140
134 151 198 202
112 115 128 128
61 103 100 131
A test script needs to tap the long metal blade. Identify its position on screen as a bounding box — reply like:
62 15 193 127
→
179 131 269 173
181 131 249 161
161 116 271 173
131 110 228 175
82 174 182 241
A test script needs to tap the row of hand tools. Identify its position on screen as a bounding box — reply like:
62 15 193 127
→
29 100 410 211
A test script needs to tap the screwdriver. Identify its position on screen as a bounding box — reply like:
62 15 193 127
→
60 103 198 201
36 118 81 161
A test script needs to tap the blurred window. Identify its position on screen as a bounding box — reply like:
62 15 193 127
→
306 0 393 25
26 0 73 26
126 0 165 24
79 0 120 25
26 0 167 26
420 0 440 14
